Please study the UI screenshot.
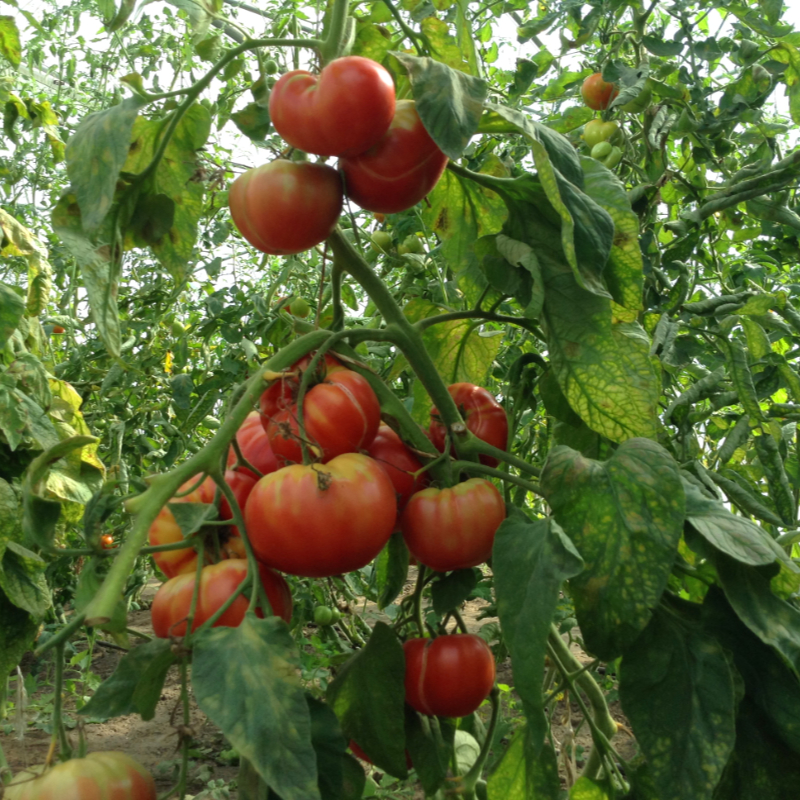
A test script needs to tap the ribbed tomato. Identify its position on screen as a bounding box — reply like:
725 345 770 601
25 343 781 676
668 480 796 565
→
229 160 343 256
400 479 506 572
228 411 279 478
151 559 292 638
367 424 428 511
429 383 508 467
260 354 381 464
147 471 256 579
244 453 397 577
3 751 156 800
340 100 448 214
403 634 495 718
269 56 395 157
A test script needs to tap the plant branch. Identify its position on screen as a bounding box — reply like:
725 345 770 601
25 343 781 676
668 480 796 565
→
449 460 544 496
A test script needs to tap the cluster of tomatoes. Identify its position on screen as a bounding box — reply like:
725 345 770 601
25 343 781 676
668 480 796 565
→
228 55 449 256
147 353 509 718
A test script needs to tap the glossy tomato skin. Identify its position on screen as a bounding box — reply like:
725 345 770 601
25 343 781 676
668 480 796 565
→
259 354 344 421
229 160 343 255
3 751 156 800
581 73 619 110
340 100 448 214
261 357 381 465
400 479 505 572
245 452 397 577
228 411 279 478
367 424 428 511
269 56 395 157
429 383 509 467
403 634 495 718
147 472 256 579
151 560 292 638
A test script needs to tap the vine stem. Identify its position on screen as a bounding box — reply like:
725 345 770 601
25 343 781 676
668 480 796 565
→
319 0 351 64
81 330 330 629
458 686 500 797
52 642 72 761
449 460 544 497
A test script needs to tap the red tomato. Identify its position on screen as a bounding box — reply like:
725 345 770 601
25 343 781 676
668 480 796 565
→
151 560 292 638
51 325 66 334
367 424 428 510
147 471 256 579
100 534 115 549
228 411 279 478
400 479 505 572
581 73 619 110
261 356 381 465
3 751 156 800
229 160 342 255
259 353 344 421
269 56 395 157
340 100 449 214
403 634 495 718
245 453 397 577
429 383 509 467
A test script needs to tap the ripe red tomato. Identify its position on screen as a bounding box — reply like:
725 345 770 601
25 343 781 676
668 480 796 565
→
229 160 342 255
228 411 279 478
403 634 495 718
260 355 381 464
269 56 395 157
151 560 292 638
581 73 619 110
400 479 505 572
51 325 66 334
429 383 509 467
3 751 156 800
244 453 397 577
367 424 428 511
100 534 115 549
340 100 449 214
147 471 256 579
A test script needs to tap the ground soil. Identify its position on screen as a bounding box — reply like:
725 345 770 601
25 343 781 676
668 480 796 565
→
1 575 637 798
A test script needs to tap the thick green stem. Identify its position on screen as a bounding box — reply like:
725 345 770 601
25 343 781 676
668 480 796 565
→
319 0 351 64
459 686 501 795
449 460 543 497
53 643 72 760
83 331 330 627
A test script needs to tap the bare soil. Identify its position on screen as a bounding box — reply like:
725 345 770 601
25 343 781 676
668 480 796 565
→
1 576 636 798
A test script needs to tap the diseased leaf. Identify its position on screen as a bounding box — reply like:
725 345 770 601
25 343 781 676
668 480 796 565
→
487 726 560 800
0 16 21 66
0 283 24 351
541 439 684 660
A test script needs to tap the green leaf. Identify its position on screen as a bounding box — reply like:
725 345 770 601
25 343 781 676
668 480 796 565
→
642 34 684 57
495 234 543 319
373 532 409 610
753 430 796 526
431 568 479 615
0 282 24 350
487 726 560 800
0 543 50 617
683 479 793 569
352 21 394 64
570 777 614 799
79 639 176 721
541 439 684 660
405 707 455 795
401 298 502 424
714 555 800 674
0 16 21 66
326 622 408 779
421 166 508 305
0 208 52 318
74 557 129 645
167 500 216 537
231 101 271 141
772 42 800 124
0 589 38 685
65 96 146 233
392 52 487 160
193 614 320 800
619 604 737 800
494 511 583 752
51 192 121 357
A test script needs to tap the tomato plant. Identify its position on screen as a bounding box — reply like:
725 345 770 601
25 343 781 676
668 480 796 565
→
269 56 395 157
228 160 343 255
3 751 156 800
400 479 505 572
581 72 619 110
429 383 509 467
403 634 495 718
367 424 428 510
340 100 449 213
151 560 292 638
244 452 396 577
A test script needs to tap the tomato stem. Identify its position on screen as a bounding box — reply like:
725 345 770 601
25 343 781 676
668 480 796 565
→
52 642 73 761
319 0 351 64
449 460 543 497
459 685 501 795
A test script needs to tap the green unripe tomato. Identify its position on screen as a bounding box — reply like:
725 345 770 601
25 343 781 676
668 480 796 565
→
401 234 424 254
330 608 342 622
265 59 279 75
620 82 652 113
314 606 334 626
290 297 311 317
170 320 186 337
591 141 613 160
371 230 393 254
603 146 623 169
583 119 620 149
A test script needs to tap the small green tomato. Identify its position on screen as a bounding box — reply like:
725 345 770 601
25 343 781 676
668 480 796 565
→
371 230 393 254
290 297 311 317
603 146 623 169
314 606 334 626
591 141 613 160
